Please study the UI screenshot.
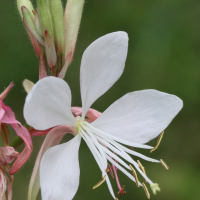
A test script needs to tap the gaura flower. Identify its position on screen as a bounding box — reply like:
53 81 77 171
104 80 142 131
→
24 32 183 200
0 146 19 200
0 82 33 175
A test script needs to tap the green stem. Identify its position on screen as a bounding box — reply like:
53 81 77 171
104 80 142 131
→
9 124 30 149
9 136 24 149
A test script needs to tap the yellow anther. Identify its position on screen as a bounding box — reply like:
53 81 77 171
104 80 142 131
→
142 183 150 199
160 159 169 171
129 165 140 187
150 131 164 153
137 160 147 182
115 198 118 200
150 183 161 195
92 175 106 189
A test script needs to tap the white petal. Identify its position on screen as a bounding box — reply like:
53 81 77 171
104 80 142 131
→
24 77 76 130
80 31 128 118
40 134 81 200
92 89 183 144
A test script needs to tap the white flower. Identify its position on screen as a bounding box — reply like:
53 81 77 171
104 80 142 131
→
24 32 183 200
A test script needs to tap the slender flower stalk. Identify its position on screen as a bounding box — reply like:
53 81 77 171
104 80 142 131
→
24 32 183 199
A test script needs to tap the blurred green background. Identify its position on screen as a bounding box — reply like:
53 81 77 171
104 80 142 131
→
0 0 200 199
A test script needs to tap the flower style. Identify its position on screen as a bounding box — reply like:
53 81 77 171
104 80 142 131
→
0 82 33 175
24 32 183 200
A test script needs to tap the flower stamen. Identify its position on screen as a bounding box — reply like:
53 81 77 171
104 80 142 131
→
129 165 140 187
160 159 169 171
137 160 147 182
142 183 150 199
106 164 114 179
92 175 107 189
150 131 164 153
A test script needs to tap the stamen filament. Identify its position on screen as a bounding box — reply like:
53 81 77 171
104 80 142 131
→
129 165 140 187
142 183 150 199
95 134 153 185
92 175 106 189
110 138 160 163
150 131 164 153
86 122 153 149
83 126 107 169
137 160 147 182
160 159 169 171
105 175 116 199
106 155 141 185
80 131 105 173
80 127 106 170
101 146 130 170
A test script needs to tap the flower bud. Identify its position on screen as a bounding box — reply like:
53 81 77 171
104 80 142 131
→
44 31 57 73
32 10 43 37
37 0 54 40
64 0 84 66
21 6 35 33
17 0 35 19
49 0 65 73
22 6 45 47
49 0 65 54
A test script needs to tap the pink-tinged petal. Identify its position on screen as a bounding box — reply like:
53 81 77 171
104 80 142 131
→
28 127 53 137
0 109 5 121
80 32 128 118
10 125 32 175
0 82 14 100
28 125 74 200
92 89 183 144
0 147 19 166
24 77 76 130
40 134 81 200
0 100 19 124
0 169 7 200
4 165 14 200
72 107 101 123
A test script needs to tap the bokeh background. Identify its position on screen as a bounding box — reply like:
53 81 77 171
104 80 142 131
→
1 0 200 199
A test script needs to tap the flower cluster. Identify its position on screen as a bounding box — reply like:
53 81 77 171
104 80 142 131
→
0 0 183 199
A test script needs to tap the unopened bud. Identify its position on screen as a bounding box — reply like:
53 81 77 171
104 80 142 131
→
64 0 84 66
45 31 57 72
21 6 35 32
49 0 65 54
37 0 54 40
22 6 45 46
32 10 43 37
17 0 35 19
